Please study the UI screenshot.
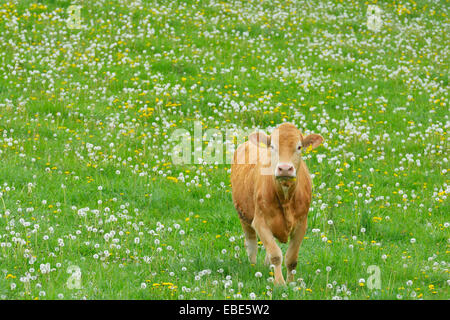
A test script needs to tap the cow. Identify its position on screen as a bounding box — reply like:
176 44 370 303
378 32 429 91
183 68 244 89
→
231 123 323 285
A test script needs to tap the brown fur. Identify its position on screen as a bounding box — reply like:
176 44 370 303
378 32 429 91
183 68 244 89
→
231 123 323 285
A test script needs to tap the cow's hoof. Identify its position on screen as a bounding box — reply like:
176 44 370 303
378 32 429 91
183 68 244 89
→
273 278 286 286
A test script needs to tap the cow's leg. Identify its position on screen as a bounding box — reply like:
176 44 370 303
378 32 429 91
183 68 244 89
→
285 216 307 283
252 214 285 285
240 219 257 264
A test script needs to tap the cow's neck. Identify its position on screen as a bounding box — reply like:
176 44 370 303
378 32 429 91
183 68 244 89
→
273 177 297 234
274 178 297 203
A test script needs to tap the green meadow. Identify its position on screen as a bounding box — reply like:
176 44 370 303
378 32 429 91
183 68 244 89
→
0 0 448 299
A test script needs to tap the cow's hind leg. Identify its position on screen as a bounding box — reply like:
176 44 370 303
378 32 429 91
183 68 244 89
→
240 219 257 264
285 217 307 283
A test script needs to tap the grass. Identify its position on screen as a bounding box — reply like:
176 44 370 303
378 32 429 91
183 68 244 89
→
0 0 448 300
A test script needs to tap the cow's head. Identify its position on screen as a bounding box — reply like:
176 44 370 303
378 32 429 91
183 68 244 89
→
249 123 323 181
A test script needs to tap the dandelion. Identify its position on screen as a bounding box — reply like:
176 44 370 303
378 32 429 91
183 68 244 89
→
40 263 51 274
358 279 365 287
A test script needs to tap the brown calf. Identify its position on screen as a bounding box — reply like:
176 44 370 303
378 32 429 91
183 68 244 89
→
231 123 323 285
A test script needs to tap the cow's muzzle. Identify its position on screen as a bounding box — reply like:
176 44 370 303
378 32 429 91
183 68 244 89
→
275 163 296 179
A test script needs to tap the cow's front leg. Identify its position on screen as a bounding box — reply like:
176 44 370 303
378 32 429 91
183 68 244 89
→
285 216 307 283
252 212 285 286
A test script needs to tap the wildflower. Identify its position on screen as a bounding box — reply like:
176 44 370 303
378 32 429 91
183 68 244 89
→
40 263 51 274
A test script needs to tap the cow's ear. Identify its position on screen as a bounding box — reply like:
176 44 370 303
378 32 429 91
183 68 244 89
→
249 131 271 148
303 134 323 149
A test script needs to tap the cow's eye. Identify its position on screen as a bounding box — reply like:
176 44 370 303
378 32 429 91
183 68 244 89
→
297 145 302 151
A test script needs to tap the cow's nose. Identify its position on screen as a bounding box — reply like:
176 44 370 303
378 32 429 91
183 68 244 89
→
276 163 295 177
